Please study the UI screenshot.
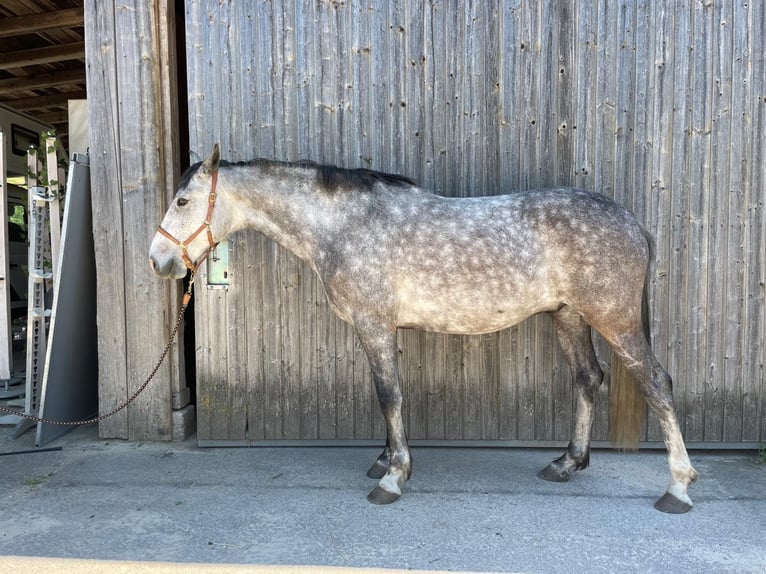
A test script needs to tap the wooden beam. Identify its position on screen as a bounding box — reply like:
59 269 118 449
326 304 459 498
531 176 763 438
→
0 42 85 70
0 8 84 39
0 91 87 111
36 111 70 124
0 69 86 94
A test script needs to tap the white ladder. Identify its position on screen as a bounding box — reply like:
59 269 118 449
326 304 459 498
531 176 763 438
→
12 137 62 436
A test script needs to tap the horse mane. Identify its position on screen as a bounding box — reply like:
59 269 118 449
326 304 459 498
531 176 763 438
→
312 163 417 192
215 158 417 193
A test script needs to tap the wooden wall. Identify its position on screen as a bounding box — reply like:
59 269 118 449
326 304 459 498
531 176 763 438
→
86 0 187 440
187 1 764 445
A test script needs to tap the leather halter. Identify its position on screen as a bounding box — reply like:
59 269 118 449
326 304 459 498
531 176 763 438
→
157 170 219 273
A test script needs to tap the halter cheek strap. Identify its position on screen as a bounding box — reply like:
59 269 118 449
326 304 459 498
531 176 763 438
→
157 170 219 273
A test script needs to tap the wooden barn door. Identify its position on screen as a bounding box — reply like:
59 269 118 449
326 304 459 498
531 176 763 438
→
187 1 765 447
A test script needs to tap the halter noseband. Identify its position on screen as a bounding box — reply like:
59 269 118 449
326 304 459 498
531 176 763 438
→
157 170 219 273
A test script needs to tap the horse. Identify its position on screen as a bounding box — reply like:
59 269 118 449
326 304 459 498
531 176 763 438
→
149 144 698 513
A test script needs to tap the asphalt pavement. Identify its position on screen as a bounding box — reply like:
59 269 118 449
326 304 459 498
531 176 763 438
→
0 425 764 573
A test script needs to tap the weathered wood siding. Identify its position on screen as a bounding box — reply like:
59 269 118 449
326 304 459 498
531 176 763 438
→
187 1 765 445
86 0 186 440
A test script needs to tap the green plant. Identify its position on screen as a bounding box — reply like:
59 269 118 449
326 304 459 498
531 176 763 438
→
24 473 52 487
757 444 766 465
25 130 67 198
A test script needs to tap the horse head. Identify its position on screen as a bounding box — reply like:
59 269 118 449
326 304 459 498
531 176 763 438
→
149 144 224 279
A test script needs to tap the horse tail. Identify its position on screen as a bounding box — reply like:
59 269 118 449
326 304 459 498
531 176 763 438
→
608 228 653 450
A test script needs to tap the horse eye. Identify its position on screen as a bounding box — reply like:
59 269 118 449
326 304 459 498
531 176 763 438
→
177 197 189 207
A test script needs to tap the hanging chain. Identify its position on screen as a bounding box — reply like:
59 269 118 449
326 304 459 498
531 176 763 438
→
0 274 195 427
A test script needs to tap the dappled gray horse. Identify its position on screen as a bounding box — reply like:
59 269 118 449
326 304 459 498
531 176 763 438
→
150 144 698 513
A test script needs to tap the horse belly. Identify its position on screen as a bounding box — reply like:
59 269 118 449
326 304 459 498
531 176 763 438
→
395 281 556 335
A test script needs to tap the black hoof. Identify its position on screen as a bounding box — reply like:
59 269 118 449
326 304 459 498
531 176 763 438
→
366 460 388 479
367 486 401 505
537 464 571 483
654 492 693 514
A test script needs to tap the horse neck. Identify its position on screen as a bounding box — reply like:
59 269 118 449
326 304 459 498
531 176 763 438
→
219 165 325 263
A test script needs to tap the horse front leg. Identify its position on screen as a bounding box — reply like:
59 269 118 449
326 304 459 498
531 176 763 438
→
355 321 411 504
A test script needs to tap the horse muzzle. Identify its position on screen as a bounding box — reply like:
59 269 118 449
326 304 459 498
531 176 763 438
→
148 241 190 280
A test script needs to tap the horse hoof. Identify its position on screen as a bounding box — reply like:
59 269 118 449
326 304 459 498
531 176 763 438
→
537 464 571 483
367 485 401 505
366 460 388 479
654 492 693 514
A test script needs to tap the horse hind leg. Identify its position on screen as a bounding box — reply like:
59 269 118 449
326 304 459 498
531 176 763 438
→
539 307 603 482
366 439 390 479
603 328 698 513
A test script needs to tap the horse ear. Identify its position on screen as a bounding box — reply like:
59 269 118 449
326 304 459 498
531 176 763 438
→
189 149 202 164
202 143 220 174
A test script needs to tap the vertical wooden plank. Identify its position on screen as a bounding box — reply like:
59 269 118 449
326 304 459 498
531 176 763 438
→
594 0 617 200
496 0 522 441
121 106 172 432
245 233 267 440
363 0 385 440
260 240 283 438
497 326 518 440
281 250 303 439
421 1 448 440
613 2 636 212
401 0 428 440
316 1 341 439
667 0 693 437
391 0 415 437
624 0 654 444
514 0 540 442
573 0 597 192
225 252 247 440
417 0 444 440
683 0 714 443
555 0 576 187
200 287 230 440
630 0 652 223
743 0 765 443
110 0 175 440
550 0 576 442
704 0 733 442
187 0 218 441
722 0 750 442
534 1 558 442
289 0 319 440
445 2 469 436
348 0 374 435
221 7 247 442
533 0 557 440
460 2 487 440
333 1 361 440
647 0 674 442
483 2 502 440
85 0 128 439
156 0 187 412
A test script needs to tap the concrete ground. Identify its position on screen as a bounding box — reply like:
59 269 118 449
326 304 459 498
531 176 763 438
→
0 425 764 574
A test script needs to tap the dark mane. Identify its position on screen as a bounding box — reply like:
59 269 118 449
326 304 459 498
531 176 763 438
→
179 161 203 189
218 158 417 192
313 163 417 192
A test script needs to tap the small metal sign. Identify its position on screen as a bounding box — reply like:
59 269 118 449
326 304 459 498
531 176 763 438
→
206 239 230 288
